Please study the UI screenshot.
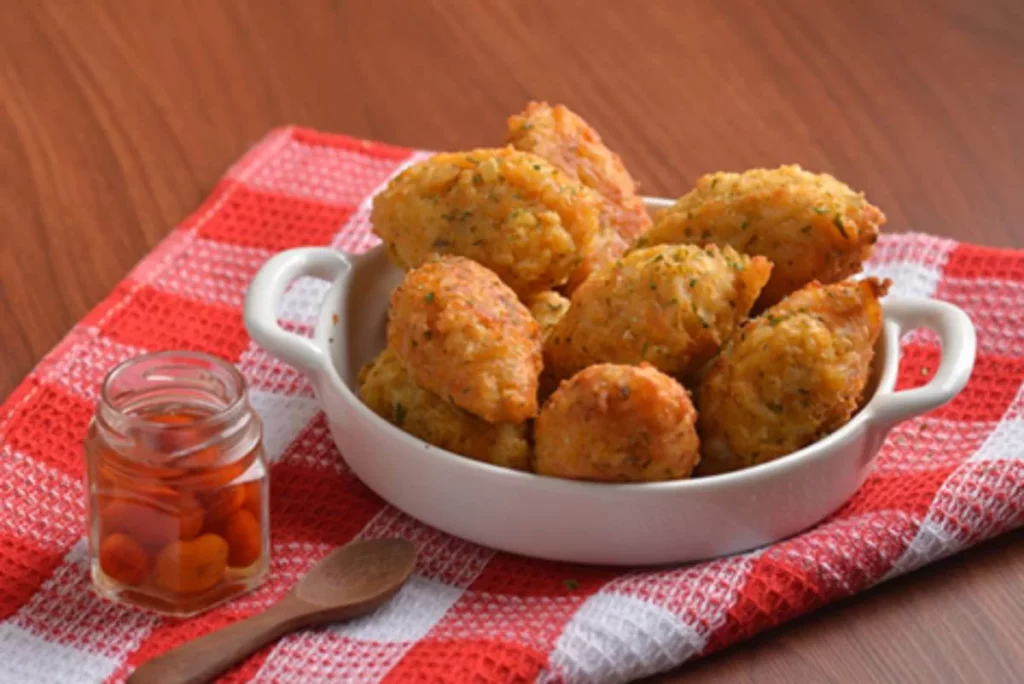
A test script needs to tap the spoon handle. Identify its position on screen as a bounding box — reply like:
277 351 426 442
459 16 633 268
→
127 596 309 684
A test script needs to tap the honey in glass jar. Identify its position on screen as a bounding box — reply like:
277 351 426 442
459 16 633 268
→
84 351 269 617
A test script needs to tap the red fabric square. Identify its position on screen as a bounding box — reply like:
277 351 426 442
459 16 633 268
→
1 382 94 478
471 553 618 598
268 460 384 548
839 467 960 517
383 639 547 683
194 186 355 251
935 277 1024 358
99 286 251 361
895 346 1023 422
942 243 1024 282
0 533 65 621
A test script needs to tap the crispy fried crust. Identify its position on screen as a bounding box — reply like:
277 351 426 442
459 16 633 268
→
371 147 602 298
387 256 542 424
546 244 772 380
507 102 651 291
697 277 891 475
638 165 885 307
359 349 531 471
534 363 700 482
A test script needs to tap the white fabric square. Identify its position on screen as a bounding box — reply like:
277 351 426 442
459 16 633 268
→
882 517 957 580
0 623 118 684
543 593 706 684
860 261 942 298
970 416 1024 463
9 542 160 674
150 238 272 310
254 635 411 684
329 576 464 642
0 448 83 548
247 390 321 461
276 276 331 330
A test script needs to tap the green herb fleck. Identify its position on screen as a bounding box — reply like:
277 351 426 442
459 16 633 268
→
641 341 649 357
472 173 483 184
394 402 406 427
833 215 848 238
689 277 698 288
813 206 828 214
741 220 749 230
520 122 534 131
649 281 657 290
424 329 433 340
532 163 542 171
546 302 563 312
425 291 435 303
767 314 783 326
564 579 580 591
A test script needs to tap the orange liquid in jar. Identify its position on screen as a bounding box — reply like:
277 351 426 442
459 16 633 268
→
86 406 269 617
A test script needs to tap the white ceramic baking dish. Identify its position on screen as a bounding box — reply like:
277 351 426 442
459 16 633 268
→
244 197 976 566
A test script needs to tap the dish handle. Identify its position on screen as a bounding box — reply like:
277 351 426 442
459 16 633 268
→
244 247 351 376
866 297 977 428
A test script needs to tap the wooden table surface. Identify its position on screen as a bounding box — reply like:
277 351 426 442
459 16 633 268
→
3 1 1022 681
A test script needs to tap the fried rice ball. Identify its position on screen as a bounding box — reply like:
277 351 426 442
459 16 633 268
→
546 244 772 381
359 349 530 471
371 147 602 298
387 256 542 424
534 363 700 482
507 101 651 291
637 165 885 308
697 276 891 475
526 290 570 342
527 290 572 404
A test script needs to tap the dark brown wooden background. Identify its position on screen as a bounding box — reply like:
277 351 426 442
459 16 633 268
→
2 1 1022 681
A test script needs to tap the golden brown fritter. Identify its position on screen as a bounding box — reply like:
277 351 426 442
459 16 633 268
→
387 256 543 424
637 165 885 308
697 277 891 475
507 101 651 292
534 363 700 482
359 349 531 471
527 290 572 406
564 228 632 294
546 244 772 381
371 147 602 298
526 290 570 342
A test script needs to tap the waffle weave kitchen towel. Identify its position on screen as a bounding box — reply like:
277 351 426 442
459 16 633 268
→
0 127 1021 683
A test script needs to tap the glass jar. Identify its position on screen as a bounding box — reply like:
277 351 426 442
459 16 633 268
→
84 351 269 617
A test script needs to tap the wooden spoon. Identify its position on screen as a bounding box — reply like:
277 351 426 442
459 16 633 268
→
128 538 417 684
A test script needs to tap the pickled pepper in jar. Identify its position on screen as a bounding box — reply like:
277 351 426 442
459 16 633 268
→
85 351 270 617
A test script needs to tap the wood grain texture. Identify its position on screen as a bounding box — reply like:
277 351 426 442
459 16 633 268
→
1 0 1022 681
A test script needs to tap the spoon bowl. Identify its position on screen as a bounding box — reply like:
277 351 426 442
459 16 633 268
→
295 537 417 609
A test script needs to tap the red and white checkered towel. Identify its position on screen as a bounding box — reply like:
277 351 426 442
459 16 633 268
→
1 127 1021 683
